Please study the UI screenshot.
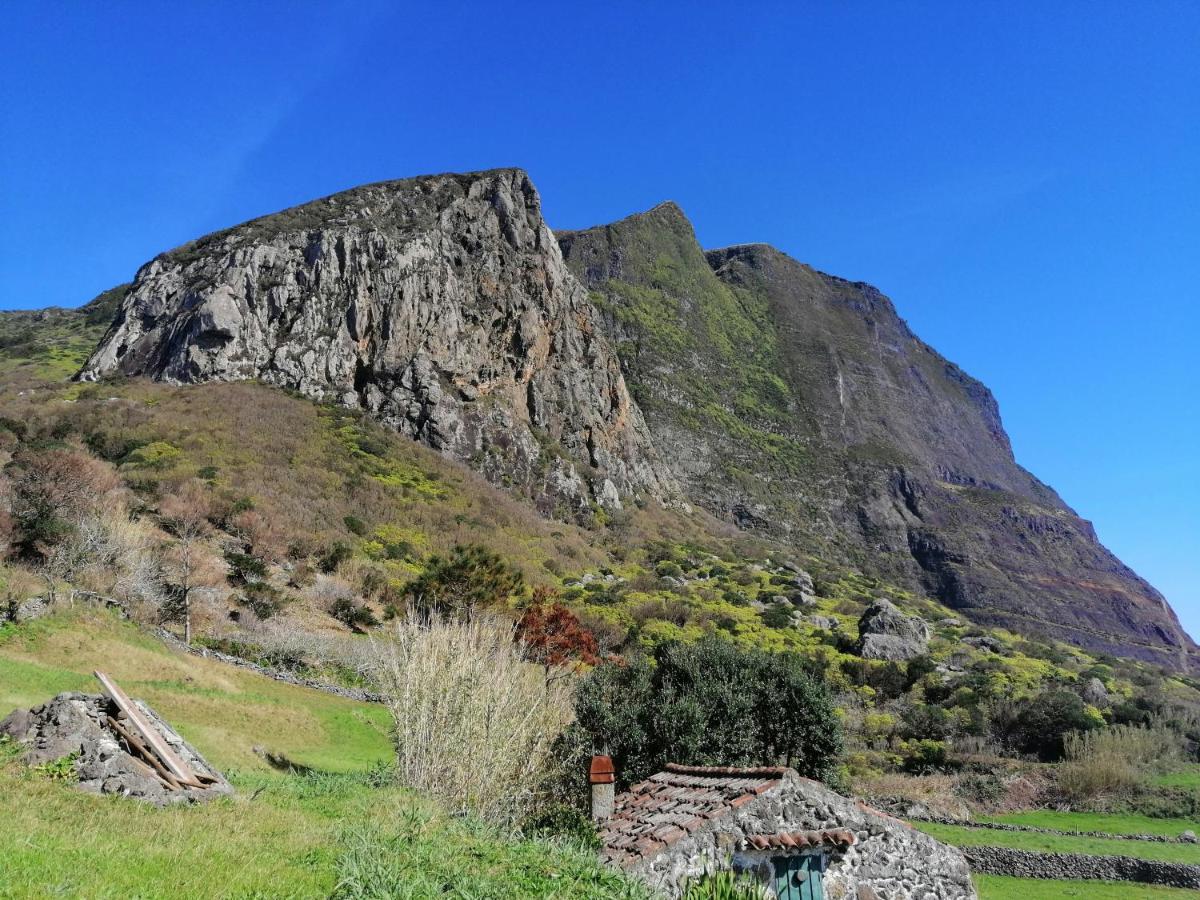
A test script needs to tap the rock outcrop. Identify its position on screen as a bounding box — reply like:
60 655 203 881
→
856 599 930 661
0 692 231 805
79 169 675 516
559 202 1199 671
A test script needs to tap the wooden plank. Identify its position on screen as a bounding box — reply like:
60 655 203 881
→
94 670 198 786
107 716 183 790
111 720 180 790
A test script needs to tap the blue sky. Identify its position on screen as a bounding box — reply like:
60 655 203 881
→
2 2 1197 637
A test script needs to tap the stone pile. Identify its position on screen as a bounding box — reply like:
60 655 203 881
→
1 690 231 806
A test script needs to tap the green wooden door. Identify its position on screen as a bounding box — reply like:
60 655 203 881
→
771 853 824 900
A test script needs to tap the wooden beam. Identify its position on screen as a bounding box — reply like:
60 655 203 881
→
94 670 199 786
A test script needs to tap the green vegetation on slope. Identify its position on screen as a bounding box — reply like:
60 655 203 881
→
0 284 126 384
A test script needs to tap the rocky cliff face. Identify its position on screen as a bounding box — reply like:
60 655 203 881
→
77 169 1195 670
559 203 1198 671
79 169 675 516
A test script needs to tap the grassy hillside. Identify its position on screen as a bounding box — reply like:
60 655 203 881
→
0 608 646 899
2 302 1200 898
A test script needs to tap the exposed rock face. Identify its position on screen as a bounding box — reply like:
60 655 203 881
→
0 692 231 805
79 169 675 516
559 203 1198 671
857 599 930 661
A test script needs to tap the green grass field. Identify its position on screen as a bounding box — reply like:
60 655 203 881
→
913 821 1200 865
975 875 1200 899
979 809 1200 839
0 610 646 899
1155 767 1200 790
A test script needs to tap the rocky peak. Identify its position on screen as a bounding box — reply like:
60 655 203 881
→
559 200 1198 671
79 169 677 515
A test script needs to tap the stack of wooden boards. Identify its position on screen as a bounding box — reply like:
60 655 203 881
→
94 670 221 792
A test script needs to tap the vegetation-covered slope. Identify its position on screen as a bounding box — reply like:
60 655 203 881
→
558 202 1197 671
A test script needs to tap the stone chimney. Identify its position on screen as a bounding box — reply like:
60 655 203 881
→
589 753 615 822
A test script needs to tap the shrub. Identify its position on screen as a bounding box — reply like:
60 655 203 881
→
328 597 379 631
901 739 949 774
320 541 354 574
372 612 573 825
758 602 794 629
239 582 288 620
404 544 524 620
1007 689 1101 760
225 549 268 584
654 560 683 579
343 515 368 536
8 447 122 557
516 599 601 670
569 636 842 788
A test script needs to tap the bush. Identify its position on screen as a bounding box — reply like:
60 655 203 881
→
372 612 573 825
328 597 379 631
404 544 524 620
225 549 268 584
901 739 949 774
239 582 288 620
654 560 683 579
569 636 842 789
320 541 354 574
516 600 600 669
758 602 794 629
1005 689 1101 760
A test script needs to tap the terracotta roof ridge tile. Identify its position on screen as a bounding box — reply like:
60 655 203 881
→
744 829 857 851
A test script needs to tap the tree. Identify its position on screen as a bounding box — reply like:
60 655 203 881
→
405 544 524 620
7 448 123 602
569 636 843 788
159 480 217 644
1006 688 1102 760
8 448 121 558
516 591 601 673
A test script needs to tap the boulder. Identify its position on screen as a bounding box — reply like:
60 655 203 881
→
1081 677 1110 707
857 599 930 661
963 635 1005 654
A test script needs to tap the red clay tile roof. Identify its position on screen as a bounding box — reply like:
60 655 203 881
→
745 829 856 851
600 764 790 868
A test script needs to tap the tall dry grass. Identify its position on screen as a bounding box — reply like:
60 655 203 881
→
1057 724 1180 803
371 611 574 826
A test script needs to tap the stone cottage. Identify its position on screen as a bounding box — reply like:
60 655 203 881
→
592 761 976 899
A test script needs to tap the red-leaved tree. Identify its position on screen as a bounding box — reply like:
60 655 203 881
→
516 589 601 674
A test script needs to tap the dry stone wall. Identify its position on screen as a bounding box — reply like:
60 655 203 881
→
962 846 1200 890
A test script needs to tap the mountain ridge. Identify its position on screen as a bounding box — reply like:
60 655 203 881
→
67 167 1195 670
558 197 1196 671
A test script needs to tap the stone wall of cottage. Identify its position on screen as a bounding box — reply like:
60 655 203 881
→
626 773 976 900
